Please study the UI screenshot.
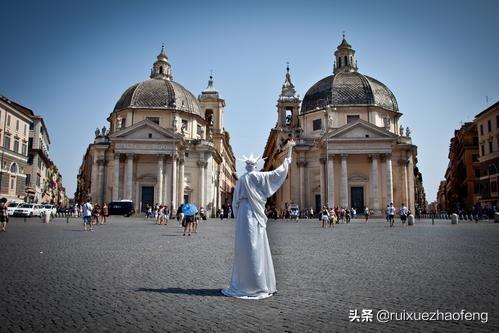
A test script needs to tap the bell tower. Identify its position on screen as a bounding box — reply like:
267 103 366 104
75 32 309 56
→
276 64 301 129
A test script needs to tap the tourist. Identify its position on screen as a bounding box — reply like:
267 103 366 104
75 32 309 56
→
321 206 329 228
345 208 351 223
227 206 233 219
387 203 396 227
145 204 152 219
193 212 199 233
102 203 109 224
352 207 357 219
328 207 336 228
92 203 101 225
0 198 8 232
182 200 198 236
82 199 93 231
399 203 408 225
200 206 206 220
220 207 225 221
363 206 369 223
177 203 185 225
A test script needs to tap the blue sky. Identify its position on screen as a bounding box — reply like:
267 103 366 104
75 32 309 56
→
1 0 498 202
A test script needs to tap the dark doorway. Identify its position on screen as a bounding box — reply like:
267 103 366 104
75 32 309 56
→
141 186 154 212
183 194 189 204
315 194 321 214
351 187 364 211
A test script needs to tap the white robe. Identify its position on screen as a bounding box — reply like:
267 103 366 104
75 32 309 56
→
222 158 290 299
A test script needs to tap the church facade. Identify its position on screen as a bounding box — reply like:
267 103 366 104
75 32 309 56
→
76 47 237 215
262 37 426 215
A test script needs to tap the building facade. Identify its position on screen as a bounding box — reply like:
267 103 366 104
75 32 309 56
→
0 96 32 201
262 37 425 215
76 47 237 215
475 101 499 209
440 122 479 212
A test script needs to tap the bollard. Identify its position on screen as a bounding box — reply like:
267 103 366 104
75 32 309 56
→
432 215 435 225
451 213 459 224
66 215 69 224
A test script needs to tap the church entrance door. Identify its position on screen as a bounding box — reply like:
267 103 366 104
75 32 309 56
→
141 186 154 212
351 187 364 211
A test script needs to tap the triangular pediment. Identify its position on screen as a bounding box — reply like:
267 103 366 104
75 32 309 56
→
109 119 178 140
327 119 396 140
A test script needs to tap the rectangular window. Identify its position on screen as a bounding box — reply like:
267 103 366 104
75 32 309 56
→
489 141 493 154
181 120 188 132
481 144 485 156
29 122 34 130
13 140 19 153
146 117 160 125
26 174 31 186
480 124 484 136
312 119 322 131
347 115 360 123
24 124 27 135
3 136 10 150
491 181 497 193
38 158 42 169
197 124 203 137
6 115 11 127
488 120 492 132
28 138 33 150
36 175 40 187
10 177 15 190
16 120 19 131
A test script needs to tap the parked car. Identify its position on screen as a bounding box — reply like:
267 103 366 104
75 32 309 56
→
42 204 57 216
108 201 135 217
7 202 22 216
13 203 43 217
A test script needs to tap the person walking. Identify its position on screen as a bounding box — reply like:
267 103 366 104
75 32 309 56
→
102 203 109 224
0 198 8 232
363 206 369 223
399 203 408 226
182 200 198 236
321 206 329 228
387 203 396 227
82 199 94 231
92 203 101 225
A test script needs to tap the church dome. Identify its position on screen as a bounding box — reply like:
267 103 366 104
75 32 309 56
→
301 37 399 114
113 78 201 116
300 72 399 113
113 46 202 117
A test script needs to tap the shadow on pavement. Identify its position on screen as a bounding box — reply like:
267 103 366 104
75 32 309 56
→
135 287 224 296
63 229 86 232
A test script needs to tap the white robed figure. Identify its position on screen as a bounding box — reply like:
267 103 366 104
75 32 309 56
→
222 140 295 299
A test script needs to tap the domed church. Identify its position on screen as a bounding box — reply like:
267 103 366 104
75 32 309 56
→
262 36 426 215
76 47 237 215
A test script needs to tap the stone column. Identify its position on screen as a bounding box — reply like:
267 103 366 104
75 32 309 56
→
319 157 326 207
297 160 307 210
125 153 134 200
399 158 409 206
157 156 164 204
171 155 177 209
370 154 380 212
197 159 207 207
340 154 348 208
112 154 120 201
97 159 105 204
385 153 393 204
327 155 335 208
163 162 169 207
178 155 185 204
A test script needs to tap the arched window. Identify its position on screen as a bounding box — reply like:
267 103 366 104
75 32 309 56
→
338 57 342 67
344 56 348 66
10 163 17 174
159 66 163 74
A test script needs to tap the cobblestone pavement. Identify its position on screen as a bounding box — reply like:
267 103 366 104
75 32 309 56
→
0 216 498 332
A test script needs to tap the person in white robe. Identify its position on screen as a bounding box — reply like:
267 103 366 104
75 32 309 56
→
222 139 295 299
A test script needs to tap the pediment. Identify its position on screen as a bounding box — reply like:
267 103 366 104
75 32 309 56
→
109 119 177 140
327 119 396 140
